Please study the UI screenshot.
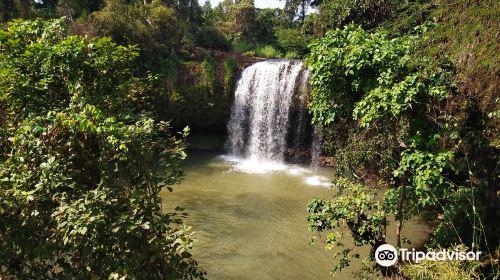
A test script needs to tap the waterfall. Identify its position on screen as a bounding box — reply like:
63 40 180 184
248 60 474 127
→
222 60 331 186
225 60 310 164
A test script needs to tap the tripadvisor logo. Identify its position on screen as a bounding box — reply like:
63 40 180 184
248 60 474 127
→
375 244 481 267
375 244 398 267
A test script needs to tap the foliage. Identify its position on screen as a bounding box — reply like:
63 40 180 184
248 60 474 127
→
195 25 231 51
308 178 386 275
223 57 238 96
255 45 282 59
282 0 312 24
0 18 204 279
88 0 180 72
0 0 33 22
0 0 106 22
284 51 299 59
390 148 454 208
164 60 232 129
311 0 404 33
254 8 283 44
232 40 256 54
2 1 499 279
306 24 412 124
322 120 401 183
401 246 482 280
208 3 303 57
423 0 499 73
242 50 256 57
211 0 256 43
200 53 217 94
275 28 310 56
227 0 256 41
306 23 499 277
422 0 499 145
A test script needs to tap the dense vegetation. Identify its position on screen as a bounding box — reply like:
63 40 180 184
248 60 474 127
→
0 0 498 279
0 18 204 279
304 1 499 279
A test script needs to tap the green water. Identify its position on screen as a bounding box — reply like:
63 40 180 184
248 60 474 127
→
161 151 429 279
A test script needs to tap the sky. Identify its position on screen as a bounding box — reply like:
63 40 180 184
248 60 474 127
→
198 0 285 9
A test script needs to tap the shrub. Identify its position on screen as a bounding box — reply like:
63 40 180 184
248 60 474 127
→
255 45 282 58
196 25 231 51
0 18 204 279
223 57 239 95
232 40 255 53
275 27 310 55
285 51 299 59
306 17 500 278
402 246 481 280
243 50 256 57
200 53 218 94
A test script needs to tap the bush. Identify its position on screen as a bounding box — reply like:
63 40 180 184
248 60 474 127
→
255 45 282 58
285 51 299 59
275 28 310 55
196 25 231 51
402 246 482 280
232 40 255 53
200 53 218 94
223 57 239 95
306 22 500 280
243 50 256 57
0 18 204 279
88 0 181 71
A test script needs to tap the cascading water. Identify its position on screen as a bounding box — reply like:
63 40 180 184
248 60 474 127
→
225 60 308 161
222 59 330 186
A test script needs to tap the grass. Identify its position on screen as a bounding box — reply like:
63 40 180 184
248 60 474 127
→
425 0 500 73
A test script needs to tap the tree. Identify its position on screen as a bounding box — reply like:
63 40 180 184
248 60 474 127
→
0 18 204 279
211 0 257 43
282 0 311 24
0 0 32 22
305 24 497 277
201 0 213 22
310 0 409 34
308 178 387 276
229 0 256 41
275 27 310 55
0 0 106 22
88 0 181 72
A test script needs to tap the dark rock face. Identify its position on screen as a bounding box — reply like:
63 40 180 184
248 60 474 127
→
317 156 334 167
166 47 266 132
285 148 312 163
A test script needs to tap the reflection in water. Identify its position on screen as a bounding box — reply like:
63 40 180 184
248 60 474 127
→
161 152 429 280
